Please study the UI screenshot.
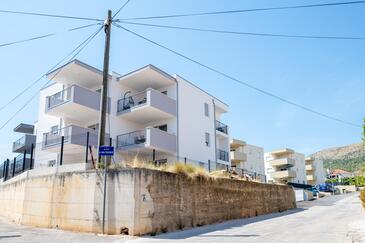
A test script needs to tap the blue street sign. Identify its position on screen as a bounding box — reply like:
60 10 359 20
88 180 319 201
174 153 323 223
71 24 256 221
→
99 146 114 156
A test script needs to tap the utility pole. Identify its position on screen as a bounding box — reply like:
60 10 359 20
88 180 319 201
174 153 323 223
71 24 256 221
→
98 9 112 155
99 10 112 235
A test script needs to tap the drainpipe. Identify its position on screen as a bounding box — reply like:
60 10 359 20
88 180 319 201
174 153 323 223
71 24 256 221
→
213 99 217 171
175 77 179 161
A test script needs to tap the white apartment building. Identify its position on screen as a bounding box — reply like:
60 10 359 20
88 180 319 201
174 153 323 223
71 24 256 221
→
33 60 230 170
305 157 326 185
230 139 265 175
265 148 307 184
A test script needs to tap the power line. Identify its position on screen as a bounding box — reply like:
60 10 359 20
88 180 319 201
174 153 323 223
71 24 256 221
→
0 23 101 112
0 9 103 21
113 0 132 19
116 0 365 21
118 21 365 40
113 23 361 128
0 26 103 130
0 23 101 49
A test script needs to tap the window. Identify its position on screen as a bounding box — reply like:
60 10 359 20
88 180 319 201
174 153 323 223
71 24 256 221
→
205 132 210 147
48 160 56 167
204 103 209 117
50 125 59 135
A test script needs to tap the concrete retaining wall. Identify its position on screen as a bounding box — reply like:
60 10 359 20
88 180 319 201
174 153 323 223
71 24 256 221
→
0 167 296 235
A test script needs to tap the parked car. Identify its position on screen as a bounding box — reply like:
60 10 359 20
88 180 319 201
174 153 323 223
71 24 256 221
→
306 186 318 197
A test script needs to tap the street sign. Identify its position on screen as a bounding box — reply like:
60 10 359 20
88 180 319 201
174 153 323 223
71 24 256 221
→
99 146 114 156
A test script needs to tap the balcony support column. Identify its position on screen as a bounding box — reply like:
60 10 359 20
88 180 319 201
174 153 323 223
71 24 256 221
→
12 157 16 177
30 144 34 169
59 136 64 166
22 149 26 171
85 132 90 163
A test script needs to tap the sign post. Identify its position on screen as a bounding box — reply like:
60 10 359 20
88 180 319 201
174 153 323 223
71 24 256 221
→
99 145 114 235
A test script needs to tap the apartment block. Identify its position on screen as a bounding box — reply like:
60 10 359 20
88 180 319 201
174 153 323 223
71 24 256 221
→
305 157 326 185
230 139 265 175
265 148 307 184
33 60 230 170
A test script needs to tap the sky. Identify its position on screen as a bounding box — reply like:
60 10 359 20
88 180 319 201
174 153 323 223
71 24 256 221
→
0 0 364 161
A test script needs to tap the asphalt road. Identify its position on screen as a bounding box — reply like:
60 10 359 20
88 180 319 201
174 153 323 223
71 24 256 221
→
0 193 364 243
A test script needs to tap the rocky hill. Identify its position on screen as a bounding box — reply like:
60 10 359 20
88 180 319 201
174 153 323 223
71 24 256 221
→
312 143 365 172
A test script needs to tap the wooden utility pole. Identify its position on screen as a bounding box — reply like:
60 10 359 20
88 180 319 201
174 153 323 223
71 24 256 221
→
98 9 112 155
99 10 112 235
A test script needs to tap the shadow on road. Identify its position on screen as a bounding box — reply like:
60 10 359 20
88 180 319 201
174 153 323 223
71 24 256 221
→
0 235 22 239
141 207 306 240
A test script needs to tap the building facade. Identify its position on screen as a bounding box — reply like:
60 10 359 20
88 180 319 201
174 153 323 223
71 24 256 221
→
33 60 230 171
230 139 265 177
265 148 307 184
305 157 326 185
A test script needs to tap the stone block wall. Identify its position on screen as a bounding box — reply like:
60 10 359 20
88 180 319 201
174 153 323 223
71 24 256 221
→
0 167 295 236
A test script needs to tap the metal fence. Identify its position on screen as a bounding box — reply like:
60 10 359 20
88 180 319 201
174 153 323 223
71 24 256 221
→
0 130 267 184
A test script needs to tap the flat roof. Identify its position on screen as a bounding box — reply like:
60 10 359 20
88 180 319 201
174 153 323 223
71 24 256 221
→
46 59 111 89
269 148 295 156
118 64 229 108
14 123 34 134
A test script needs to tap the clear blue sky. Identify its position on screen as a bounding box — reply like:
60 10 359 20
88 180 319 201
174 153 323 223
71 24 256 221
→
0 0 364 161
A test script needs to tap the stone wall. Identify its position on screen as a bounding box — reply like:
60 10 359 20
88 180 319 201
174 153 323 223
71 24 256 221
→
0 166 295 236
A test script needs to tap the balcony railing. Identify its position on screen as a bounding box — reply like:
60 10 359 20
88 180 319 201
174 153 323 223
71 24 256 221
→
217 149 229 162
13 136 26 151
46 86 72 110
117 130 146 148
215 120 228 134
43 126 71 148
117 91 147 113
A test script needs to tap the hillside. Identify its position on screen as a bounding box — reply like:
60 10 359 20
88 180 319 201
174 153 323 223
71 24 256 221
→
312 143 365 172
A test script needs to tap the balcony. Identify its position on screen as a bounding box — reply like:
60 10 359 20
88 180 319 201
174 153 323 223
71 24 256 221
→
45 85 102 122
12 134 36 153
269 158 295 167
215 120 228 135
307 174 316 181
42 125 98 152
306 164 315 171
117 88 176 124
116 127 177 154
271 170 296 179
217 149 229 163
230 150 247 162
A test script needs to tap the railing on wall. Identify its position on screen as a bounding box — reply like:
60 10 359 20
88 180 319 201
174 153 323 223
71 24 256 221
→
215 120 228 134
117 91 147 113
46 86 72 110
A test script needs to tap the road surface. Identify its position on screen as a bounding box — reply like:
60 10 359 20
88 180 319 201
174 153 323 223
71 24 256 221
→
0 193 364 243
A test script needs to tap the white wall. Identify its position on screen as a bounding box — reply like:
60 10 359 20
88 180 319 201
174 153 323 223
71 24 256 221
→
34 83 63 168
175 75 217 168
243 144 265 175
291 152 307 184
314 159 326 185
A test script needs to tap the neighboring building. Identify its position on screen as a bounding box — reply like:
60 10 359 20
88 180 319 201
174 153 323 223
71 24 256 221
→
244 144 265 176
328 169 354 181
230 139 247 169
230 139 265 176
2 123 37 179
305 157 326 185
265 148 307 184
33 60 230 171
